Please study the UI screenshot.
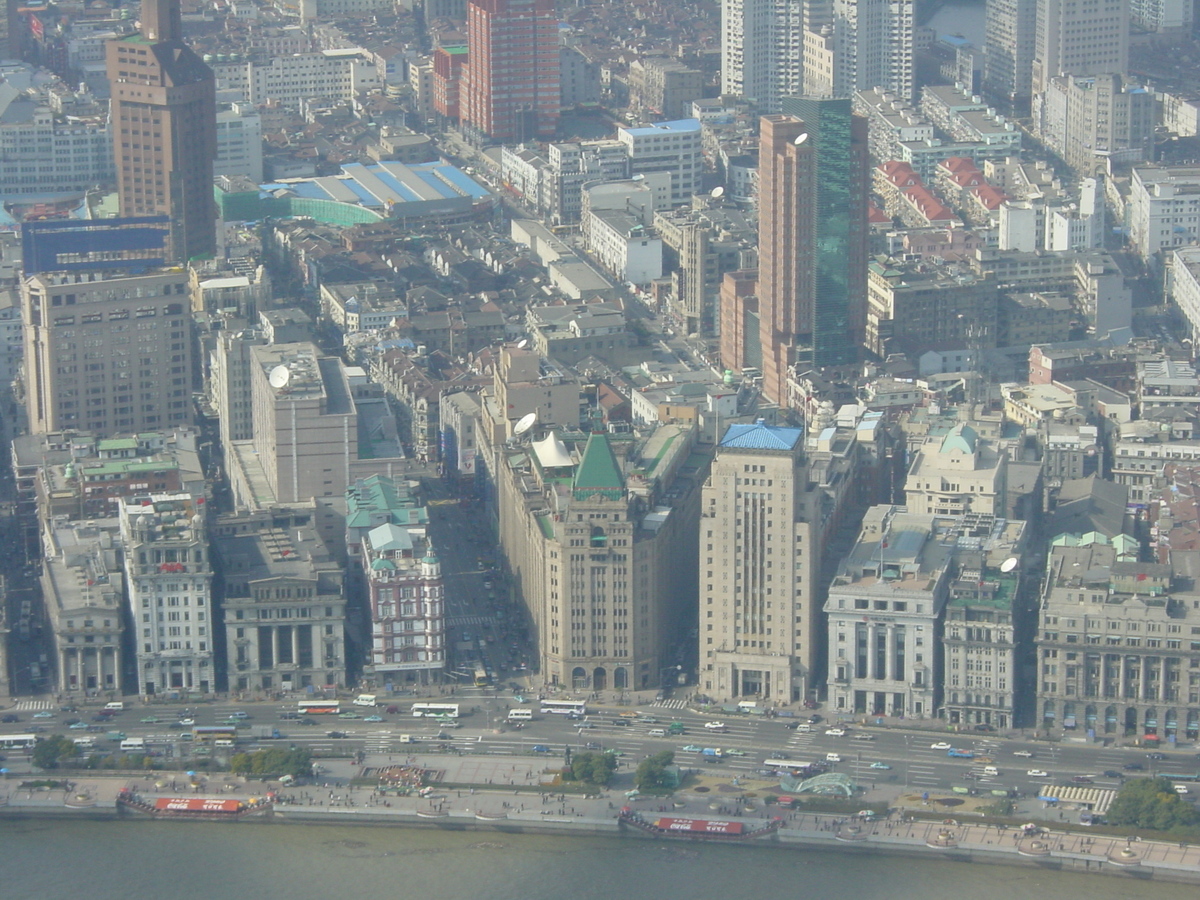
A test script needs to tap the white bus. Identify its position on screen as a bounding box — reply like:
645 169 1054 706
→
507 708 533 721
540 699 587 717
0 734 38 751
411 702 460 719
762 758 814 773
120 738 146 752
297 700 341 715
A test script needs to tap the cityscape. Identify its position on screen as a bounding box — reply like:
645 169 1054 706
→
1 0 1200 891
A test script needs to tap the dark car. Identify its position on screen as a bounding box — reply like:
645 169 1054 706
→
532 744 552 753
300 718 317 726
279 711 300 720
1 714 18 723
91 714 112 722
326 731 347 739
1146 752 1166 761
1103 770 1123 778
973 724 996 732
585 742 601 751
1123 762 1145 771
807 715 823 725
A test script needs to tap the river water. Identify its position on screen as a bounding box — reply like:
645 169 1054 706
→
1 819 1193 900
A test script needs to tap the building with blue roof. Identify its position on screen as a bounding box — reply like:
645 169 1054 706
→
719 419 804 451
617 118 702 204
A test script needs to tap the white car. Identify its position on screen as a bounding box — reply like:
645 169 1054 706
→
825 727 846 737
1013 750 1034 758
825 752 842 763
931 742 952 750
704 721 727 731
1027 769 1049 778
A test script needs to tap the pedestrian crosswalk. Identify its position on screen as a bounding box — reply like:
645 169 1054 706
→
11 699 54 710
650 699 687 710
446 615 496 628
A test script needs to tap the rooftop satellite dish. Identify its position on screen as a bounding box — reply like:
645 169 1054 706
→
711 186 725 199
268 365 291 389
513 412 538 437
516 338 529 349
794 132 809 145
1000 557 1018 573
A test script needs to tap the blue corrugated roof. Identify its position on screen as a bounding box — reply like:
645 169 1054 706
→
414 169 455 199
342 180 381 206
431 164 491 199
720 421 803 451
371 166 423 202
622 118 701 136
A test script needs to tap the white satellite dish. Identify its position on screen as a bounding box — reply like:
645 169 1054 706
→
513 412 538 437
711 186 725 199
794 132 809 145
268 365 291 389
999 557 1018 573
516 338 529 349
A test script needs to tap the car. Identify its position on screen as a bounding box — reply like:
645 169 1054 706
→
532 744 552 753
1147 752 1166 761
807 715 822 724
338 712 361 719
825 753 842 763
69 721 90 730
300 718 317 726
704 721 727 731
825 727 846 737
852 733 876 742
483 580 493 589
28 725 46 734
363 715 384 723
279 712 300 720
611 718 631 727
869 762 891 770
1072 775 1094 784
386 706 400 715
1013 750 1034 758
576 722 595 731
326 731 348 739
1027 769 1050 777
931 742 953 750
1103 770 1124 779
1123 762 1145 771
1 714 18 723
584 742 602 751
228 711 250 719
725 748 747 757
682 744 704 753
140 716 160 724
973 724 997 732
177 717 194 726
91 714 111 722
784 721 801 730
1174 785 1190 795
33 711 54 719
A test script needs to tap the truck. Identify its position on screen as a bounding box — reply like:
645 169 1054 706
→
947 748 975 758
252 726 282 740
701 747 724 758
352 694 377 707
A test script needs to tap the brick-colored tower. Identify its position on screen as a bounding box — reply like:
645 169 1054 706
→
107 0 216 262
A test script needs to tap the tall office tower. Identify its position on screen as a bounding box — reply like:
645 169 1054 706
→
700 421 822 703
22 268 194 437
462 0 560 144
983 0 1037 106
826 0 915 101
1032 0 1129 95
722 0 826 111
758 101 868 406
106 0 217 262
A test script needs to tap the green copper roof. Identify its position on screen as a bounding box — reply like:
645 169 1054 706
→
573 432 624 501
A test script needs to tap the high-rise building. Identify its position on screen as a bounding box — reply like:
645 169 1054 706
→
983 0 1037 106
1032 0 1129 96
722 0 828 111
106 0 217 262
758 100 868 406
700 420 824 703
462 0 560 144
22 268 194 437
810 0 914 101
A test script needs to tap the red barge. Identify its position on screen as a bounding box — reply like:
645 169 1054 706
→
618 807 783 842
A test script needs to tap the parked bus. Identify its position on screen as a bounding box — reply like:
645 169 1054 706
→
474 666 490 688
762 758 814 773
411 703 460 719
120 738 146 753
540 699 587 717
298 700 341 716
0 734 38 751
192 726 239 744
507 708 533 721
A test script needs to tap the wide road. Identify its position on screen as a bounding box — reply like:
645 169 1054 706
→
5 697 1199 799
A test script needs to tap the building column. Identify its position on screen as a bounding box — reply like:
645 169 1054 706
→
869 624 880 679
78 650 86 692
293 627 301 671
886 626 897 683
275 626 286 669
1159 657 1169 703
1119 655 1128 700
59 649 71 691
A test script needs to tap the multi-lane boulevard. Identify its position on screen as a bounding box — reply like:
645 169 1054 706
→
5 695 1199 799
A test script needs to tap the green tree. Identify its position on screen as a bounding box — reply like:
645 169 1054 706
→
635 750 676 792
566 751 618 786
31 735 79 770
229 748 312 780
1107 777 1200 831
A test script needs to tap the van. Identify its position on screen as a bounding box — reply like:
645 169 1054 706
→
983 766 1000 777
796 723 813 733
120 738 145 752
105 702 125 711
215 739 236 748
648 728 667 737
399 734 414 744
73 737 95 749
353 694 377 707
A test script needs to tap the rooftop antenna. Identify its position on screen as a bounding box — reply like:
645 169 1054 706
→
513 411 537 437
268 365 290 389
710 186 725 199
794 132 809 145
1000 557 1018 573
516 338 529 350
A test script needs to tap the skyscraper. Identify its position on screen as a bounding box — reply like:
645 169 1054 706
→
983 0 1037 106
811 0 914 101
700 420 822 703
721 0 823 112
462 0 560 144
106 0 217 262
758 100 868 405
1032 0 1130 95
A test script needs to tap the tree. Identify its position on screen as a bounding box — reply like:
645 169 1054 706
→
1107 777 1199 831
635 750 676 792
229 748 312 780
31 735 79 770
566 751 618 787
